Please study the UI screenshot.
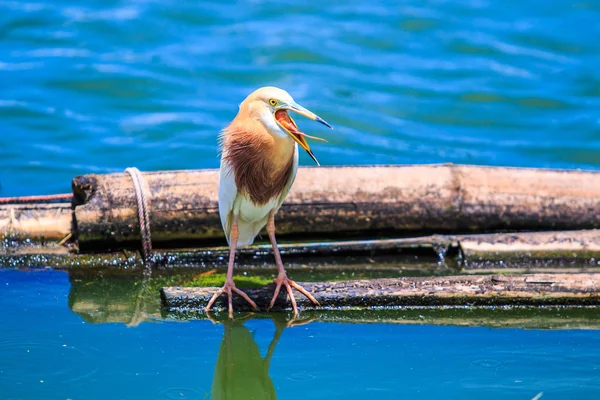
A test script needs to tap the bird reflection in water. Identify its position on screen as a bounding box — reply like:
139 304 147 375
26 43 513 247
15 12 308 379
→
209 314 314 400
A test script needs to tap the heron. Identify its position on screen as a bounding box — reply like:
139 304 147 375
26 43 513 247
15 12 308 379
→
205 86 332 317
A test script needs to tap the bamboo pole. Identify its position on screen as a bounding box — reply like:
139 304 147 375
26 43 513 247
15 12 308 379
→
161 273 600 312
3 164 600 260
0 203 71 249
72 165 600 249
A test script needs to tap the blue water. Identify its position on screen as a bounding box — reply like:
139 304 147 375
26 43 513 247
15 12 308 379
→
3 2 600 398
2 269 600 399
2 0 600 197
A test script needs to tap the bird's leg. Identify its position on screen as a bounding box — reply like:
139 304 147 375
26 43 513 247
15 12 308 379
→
266 212 319 316
205 215 258 317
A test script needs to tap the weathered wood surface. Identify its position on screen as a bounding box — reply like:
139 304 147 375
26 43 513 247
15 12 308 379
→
3 164 600 262
161 273 600 311
72 165 600 249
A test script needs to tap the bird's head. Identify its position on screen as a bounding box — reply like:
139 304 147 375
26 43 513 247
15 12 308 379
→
239 86 333 166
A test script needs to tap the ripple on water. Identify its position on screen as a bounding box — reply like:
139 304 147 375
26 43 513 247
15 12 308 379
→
0 339 99 384
469 358 506 369
287 371 317 382
158 386 204 400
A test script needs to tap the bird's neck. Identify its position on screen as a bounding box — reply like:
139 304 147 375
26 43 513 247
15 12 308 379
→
221 121 295 205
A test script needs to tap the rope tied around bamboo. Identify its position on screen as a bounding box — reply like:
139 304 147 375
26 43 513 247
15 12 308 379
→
123 167 153 264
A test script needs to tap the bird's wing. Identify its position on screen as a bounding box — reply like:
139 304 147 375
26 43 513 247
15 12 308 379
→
218 158 238 245
275 144 299 210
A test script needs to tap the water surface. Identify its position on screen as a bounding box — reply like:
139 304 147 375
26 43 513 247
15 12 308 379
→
2 2 600 398
2 269 600 399
2 0 600 196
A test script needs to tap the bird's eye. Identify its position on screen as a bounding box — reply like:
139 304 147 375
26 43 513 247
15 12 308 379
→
269 99 277 106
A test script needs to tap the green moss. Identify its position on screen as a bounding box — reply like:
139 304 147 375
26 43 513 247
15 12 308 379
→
182 273 272 289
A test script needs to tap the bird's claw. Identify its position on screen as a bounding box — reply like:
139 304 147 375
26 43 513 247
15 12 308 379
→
267 274 320 316
204 280 259 318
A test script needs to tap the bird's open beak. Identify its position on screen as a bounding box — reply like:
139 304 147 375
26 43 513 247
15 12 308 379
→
274 102 333 166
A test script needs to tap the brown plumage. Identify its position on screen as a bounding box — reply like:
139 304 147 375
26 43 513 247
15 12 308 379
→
221 121 295 205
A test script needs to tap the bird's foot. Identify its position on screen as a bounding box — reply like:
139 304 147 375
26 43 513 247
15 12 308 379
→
267 273 320 316
204 279 259 318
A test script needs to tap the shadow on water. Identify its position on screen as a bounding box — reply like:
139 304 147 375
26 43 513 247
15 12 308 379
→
207 314 314 400
210 317 279 400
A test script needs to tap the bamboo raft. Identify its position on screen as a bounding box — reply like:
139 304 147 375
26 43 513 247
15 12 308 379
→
2 164 599 310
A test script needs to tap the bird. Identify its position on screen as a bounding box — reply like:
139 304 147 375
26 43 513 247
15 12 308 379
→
205 86 332 317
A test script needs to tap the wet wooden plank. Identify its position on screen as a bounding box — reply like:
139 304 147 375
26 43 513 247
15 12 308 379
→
161 273 600 311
